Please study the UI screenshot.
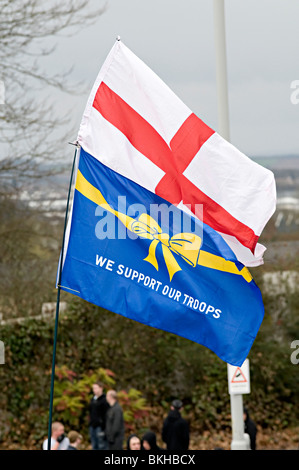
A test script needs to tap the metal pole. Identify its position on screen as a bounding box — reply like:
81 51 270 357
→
213 0 248 450
47 145 79 450
213 0 230 141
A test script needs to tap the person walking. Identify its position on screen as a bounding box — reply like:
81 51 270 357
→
162 399 189 451
105 390 125 450
88 381 109 450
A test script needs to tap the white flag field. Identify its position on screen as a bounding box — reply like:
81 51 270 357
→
77 40 276 267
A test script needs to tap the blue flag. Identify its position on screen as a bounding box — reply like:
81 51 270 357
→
59 148 264 366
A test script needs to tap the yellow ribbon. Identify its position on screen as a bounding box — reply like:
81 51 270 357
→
130 213 202 281
75 169 252 283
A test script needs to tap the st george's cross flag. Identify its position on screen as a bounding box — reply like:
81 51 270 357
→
58 40 276 366
77 40 276 267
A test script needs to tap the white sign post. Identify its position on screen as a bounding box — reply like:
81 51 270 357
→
227 359 251 450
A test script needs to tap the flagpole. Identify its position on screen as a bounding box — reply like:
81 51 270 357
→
213 0 230 141
213 0 248 450
47 144 79 450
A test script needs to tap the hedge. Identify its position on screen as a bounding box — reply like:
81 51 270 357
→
0 294 298 448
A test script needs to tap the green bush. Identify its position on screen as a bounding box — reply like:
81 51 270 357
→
52 365 148 433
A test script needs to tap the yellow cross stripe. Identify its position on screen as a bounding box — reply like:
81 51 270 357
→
76 169 135 230
197 251 252 283
76 169 107 207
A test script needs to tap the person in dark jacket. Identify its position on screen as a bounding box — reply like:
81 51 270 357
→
105 390 125 450
141 431 161 451
243 407 257 450
88 382 109 450
162 399 189 451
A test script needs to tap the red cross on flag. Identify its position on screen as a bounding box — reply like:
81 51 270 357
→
77 40 276 267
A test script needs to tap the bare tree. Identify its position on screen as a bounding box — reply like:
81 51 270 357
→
0 0 107 318
0 0 107 192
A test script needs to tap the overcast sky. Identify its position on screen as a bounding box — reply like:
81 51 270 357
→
46 0 299 159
